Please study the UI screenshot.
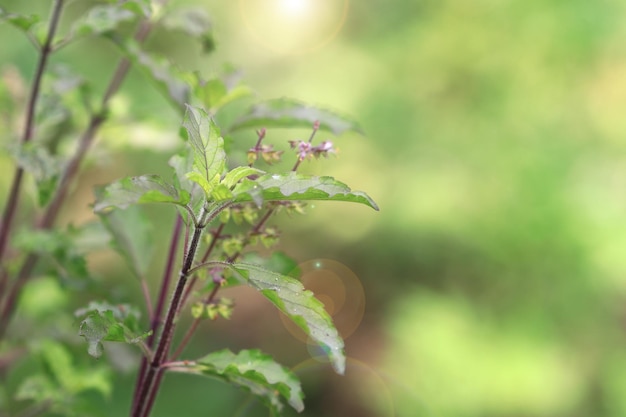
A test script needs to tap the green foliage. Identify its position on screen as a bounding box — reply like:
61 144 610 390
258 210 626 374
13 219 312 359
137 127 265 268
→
0 2 377 417
117 39 191 110
99 206 154 279
16 340 112 416
13 228 90 281
10 142 62 206
180 104 226 197
177 349 304 415
70 4 138 38
232 172 379 210
76 302 151 359
93 174 191 212
230 263 346 374
161 7 214 52
230 98 363 135
0 6 39 32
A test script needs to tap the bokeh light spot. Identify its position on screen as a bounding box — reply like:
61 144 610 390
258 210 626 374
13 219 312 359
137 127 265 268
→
280 259 365 342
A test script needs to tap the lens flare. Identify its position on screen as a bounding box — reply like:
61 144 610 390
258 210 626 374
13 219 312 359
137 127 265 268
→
239 0 350 54
280 259 365 342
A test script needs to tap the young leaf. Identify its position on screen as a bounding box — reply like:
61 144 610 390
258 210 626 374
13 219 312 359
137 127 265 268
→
169 151 205 212
185 171 217 198
93 174 191 213
116 39 190 110
230 263 346 374
229 98 363 135
175 349 304 414
76 302 150 358
180 105 226 195
99 206 153 279
221 166 265 189
232 172 379 210
161 7 214 52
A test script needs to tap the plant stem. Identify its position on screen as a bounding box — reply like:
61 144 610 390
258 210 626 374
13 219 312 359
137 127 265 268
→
170 283 220 360
131 215 182 411
0 113 105 339
180 222 225 308
0 0 64 276
168 316 201 361
0 15 156 340
132 207 210 417
0 253 37 338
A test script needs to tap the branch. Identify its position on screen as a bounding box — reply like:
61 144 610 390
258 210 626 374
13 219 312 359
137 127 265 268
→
0 14 157 340
131 214 182 411
132 207 210 417
0 0 65 273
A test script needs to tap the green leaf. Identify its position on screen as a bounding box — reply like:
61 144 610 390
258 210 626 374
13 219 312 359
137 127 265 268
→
117 39 190 110
10 142 62 206
230 263 346 374
13 229 90 281
232 172 379 210
71 5 136 37
0 7 40 32
16 341 112 415
222 166 265 189
177 349 304 414
180 105 226 195
194 77 254 112
161 7 214 52
229 98 363 135
185 170 218 198
93 174 191 213
169 151 205 212
76 302 150 358
120 0 152 17
100 206 153 279
242 252 300 277
34 340 112 397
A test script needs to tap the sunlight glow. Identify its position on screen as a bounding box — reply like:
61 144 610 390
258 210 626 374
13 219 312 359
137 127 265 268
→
280 0 311 16
240 0 350 54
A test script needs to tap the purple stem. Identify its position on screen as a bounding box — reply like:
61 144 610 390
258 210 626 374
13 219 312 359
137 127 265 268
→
0 0 65 292
132 207 209 417
131 215 183 411
0 14 156 340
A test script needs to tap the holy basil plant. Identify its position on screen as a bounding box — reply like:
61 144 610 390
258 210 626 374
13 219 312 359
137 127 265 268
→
0 2 377 417
84 105 377 416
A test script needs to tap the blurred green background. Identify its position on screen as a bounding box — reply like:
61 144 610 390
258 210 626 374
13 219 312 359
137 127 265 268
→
4 0 626 416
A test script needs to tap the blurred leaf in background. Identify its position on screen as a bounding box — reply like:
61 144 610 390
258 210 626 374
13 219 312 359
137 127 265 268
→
5 0 626 415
